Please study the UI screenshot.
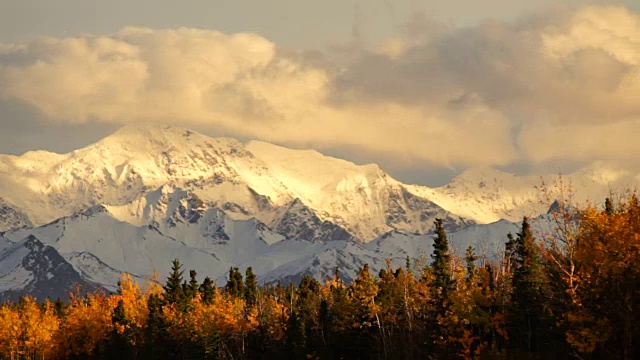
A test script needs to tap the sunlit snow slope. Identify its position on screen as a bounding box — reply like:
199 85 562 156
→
0 124 636 299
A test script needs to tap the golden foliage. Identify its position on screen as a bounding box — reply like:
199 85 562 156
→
56 292 117 357
164 294 258 345
0 297 59 360
564 196 640 354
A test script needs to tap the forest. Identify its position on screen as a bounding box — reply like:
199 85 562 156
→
0 196 638 360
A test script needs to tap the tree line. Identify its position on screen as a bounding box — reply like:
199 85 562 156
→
0 196 639 359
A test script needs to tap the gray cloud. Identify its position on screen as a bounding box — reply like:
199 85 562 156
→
0 5 639 183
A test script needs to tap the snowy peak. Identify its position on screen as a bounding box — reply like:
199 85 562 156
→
0 235 98 302
246 139 468 240
105 184 207 228
246 140 388 202
5 123 634 244
0 198 32 232
270 199 356 242
0 124 476 241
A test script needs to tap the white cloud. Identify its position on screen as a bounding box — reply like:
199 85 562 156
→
0 5 639 169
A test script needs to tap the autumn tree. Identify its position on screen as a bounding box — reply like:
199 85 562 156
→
56 291 116 358
565 196 640 359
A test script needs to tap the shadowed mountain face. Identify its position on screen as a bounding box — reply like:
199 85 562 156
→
0 235 101 302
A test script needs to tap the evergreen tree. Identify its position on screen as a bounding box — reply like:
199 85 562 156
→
285 306 306 359
465 246 478 283
144 293 170 359
185 269 199 300
509 217 547 356
164 259 185 306
225 267 244 298
53 298 65 318
110 299 134 359
431 218 452 292
605 197 614 215
199 276 216 304
244 267 258 307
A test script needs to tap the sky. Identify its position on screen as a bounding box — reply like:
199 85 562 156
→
0 0 639 186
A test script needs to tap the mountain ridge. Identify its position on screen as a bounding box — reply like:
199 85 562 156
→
0 124 637 299
0 124 471 240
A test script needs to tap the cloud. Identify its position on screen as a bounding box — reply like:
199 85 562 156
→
0 5 639 170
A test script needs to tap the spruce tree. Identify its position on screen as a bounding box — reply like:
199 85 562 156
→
465 246 478 283
431 218 451 291
164 259 185 306
509 217 547 356
112 299 127 328
429 219 455 358
244 267 258 307
605 197 614 215
225 267 244 298
111 299 134 359
199 276 215 304
185 269 199 300
144 293 170 359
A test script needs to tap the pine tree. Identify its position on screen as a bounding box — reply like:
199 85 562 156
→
111 299 134 359
509 217 547 356
185 269 199 300
144 293 170 359
465 246 478 283
605 197 614 215
244 267 258 307
225 267 244 298
164 259 185 307
53 298 65 318
199 276 216 304
431 218 452 292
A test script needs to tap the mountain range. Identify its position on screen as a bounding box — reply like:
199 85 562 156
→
0 124 634 300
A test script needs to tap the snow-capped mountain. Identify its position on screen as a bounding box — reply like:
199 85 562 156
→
409 162 639 225
0 124 470 241
0 189 545 297
0 235 99 302
0 198 32 232
0 124 636 299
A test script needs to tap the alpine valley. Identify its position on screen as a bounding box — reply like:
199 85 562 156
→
0 124 634 300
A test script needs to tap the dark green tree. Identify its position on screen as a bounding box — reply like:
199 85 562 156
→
184 269 199 301
605 197 614 215
509 217 548 356
225 267 244 298
110 299 134 359
143 293 170 359
431 218 452 292
164 259 185 306
199 276 216 304
465 246 478 283
244 267 258 307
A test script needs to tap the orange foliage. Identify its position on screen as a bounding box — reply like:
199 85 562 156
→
56 292 118 357
164 294 258 345
0 297 59 360
565 197 640 354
